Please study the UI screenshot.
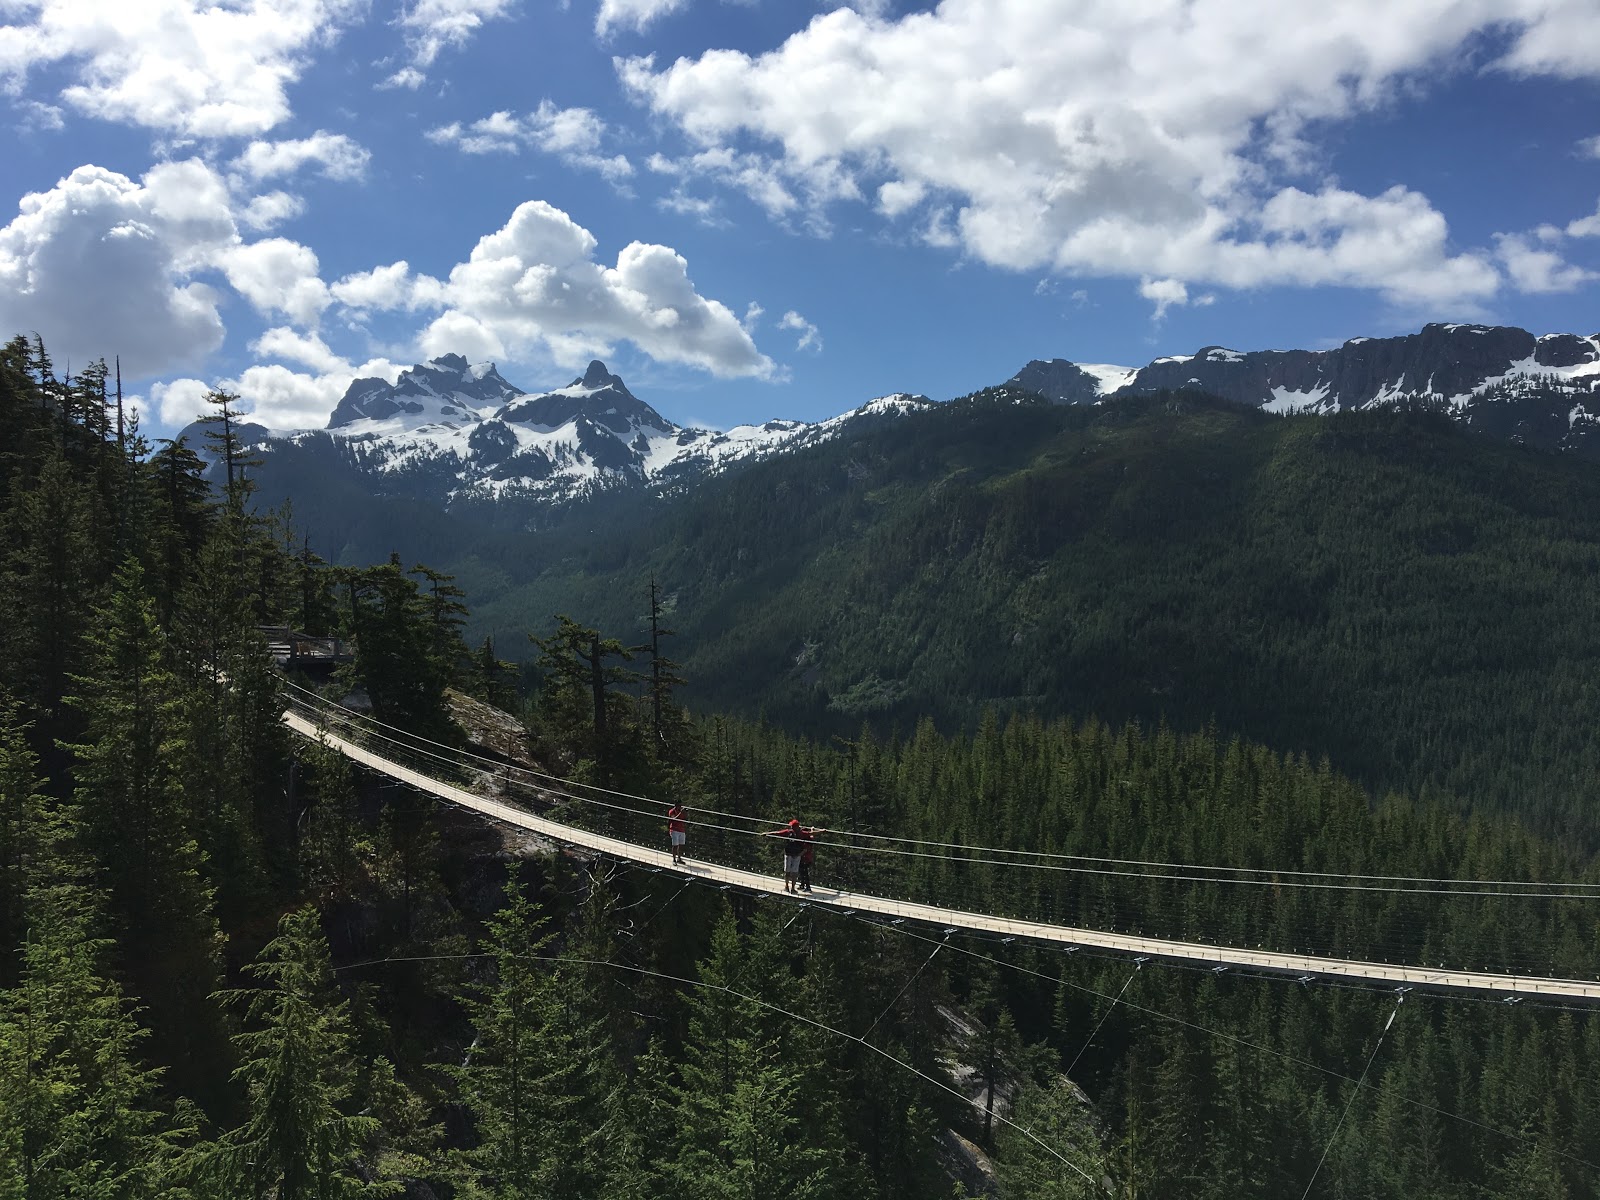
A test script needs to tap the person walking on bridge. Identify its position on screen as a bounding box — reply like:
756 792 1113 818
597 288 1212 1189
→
667 802 688 864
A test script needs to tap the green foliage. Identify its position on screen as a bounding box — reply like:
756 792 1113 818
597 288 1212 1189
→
0 878 190 1198
668 911 839 1200
203 906 392 1200
63 558 228 1098
993 1077 1108 1200
7 334 1600 1199
450 874 614 1200
459 393 1600 837
339 559 462 743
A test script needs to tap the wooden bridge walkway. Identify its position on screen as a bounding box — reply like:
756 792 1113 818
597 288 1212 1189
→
283 708 1600 1003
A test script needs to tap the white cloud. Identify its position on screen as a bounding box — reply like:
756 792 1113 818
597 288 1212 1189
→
379 66 428 90
1494 232 1596 294
427 103 633 180
0 0 361 137
779 310 821 352
618 0 1600 308
1577 135 1600 160
217 237 331 327
741 300 763 330
230 132 371 183
239 190 307 231
417 199 774 377
876 179 925 218
657 188 728 226
1139 277 1188 320
157 352 409 432
394 0 517 78
0 160 236 377
250 326 348 373
1568 200 1600 240
330 260 441 310
149 377 217 427
1494 0 1600 80
597 0 687 37
15 100 64 132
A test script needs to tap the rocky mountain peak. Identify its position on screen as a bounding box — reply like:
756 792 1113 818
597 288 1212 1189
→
327 354 523 430
579 359 621 390
496 360 668 434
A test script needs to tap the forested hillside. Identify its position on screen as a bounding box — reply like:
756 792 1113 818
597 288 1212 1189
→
432 387 1600 837
4 335 1600 1199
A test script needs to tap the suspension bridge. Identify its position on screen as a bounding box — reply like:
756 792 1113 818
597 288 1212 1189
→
280 689 1600 1004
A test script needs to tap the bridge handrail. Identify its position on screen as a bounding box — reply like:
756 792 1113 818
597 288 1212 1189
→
279 693 1600 1002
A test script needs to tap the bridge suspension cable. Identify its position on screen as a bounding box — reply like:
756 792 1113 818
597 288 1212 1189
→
280 681 1600 901
279 693 1600 1001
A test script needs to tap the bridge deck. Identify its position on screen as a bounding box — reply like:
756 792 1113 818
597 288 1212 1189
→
284 710 1600 1003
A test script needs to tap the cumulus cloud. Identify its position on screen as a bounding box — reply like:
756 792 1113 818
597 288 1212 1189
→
217 237 332 327
427 103 632 180
330 260 441 310
239 190 307 231
779 310 820 352
0 0 361 137
618 0 1600 308
250 326 349 373
1493 232 1596 294
597 0 687 37
1578 135 1600 160
0 160 237 377
413 200 774 377
379 66 427 90
230 132 371 183
148 377 218 427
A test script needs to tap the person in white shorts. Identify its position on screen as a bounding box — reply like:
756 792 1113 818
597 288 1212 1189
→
667 803 688 864
764 817 808 893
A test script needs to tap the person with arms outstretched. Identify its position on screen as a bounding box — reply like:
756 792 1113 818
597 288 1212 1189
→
763 818 808 893
667 802 688 864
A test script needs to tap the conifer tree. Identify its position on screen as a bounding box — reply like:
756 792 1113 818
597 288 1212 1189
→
529 615 638 782
0 453 100 739
0 697 59 977
63 556 225 1099
344 560 458 742
451 874 607 1200
644 577 688 762
992 1077 1108 1200
204 906 391 1200
670 912 831 1200
0 877 189 1199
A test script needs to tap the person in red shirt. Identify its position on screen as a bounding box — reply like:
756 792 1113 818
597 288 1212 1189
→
763 817 825 893
763 818 807 892
667 803 688 864
798 823 826 892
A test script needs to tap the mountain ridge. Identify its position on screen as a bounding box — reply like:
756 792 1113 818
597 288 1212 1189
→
220 320 1600 536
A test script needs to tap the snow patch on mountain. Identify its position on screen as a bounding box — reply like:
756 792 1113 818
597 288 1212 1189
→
252 357 929 510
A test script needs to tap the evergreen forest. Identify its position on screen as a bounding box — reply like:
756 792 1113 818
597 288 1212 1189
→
3 335 1600 1199
258 385 1600 839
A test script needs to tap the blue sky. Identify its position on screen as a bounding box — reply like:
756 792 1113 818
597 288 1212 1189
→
2 0 1598 437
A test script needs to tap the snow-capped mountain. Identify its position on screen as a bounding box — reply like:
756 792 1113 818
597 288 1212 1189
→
229 321 1600 537
250 356 932 511
1005 323 1600 453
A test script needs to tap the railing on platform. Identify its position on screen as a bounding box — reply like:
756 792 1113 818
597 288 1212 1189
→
260 626 354 666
